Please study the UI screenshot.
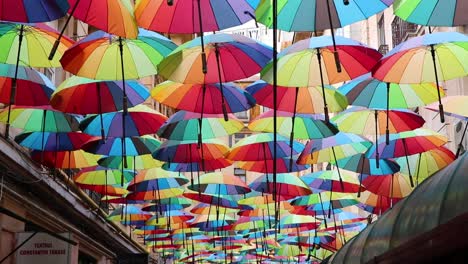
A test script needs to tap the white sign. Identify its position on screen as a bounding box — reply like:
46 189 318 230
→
16 232 71 264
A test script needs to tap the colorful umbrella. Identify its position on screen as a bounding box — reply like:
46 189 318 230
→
357 191 401 215
74 166 135 186
31 149 100 169
127 168 188 191
51 76 150 115
249 173 312 197
153 139 229 164
188 172 250 196
0 0 68 23
395 146 455 185
372 32 468 122
366 128 448 186
0 64 55 106
394 0 468 26
157 110 244 142
143 197 192 212
15 131 93 151
238 157 310 174
98 154 164 171
80 105 167 138
162 158 233 173
361 173 412 199
81 136 161 157
184 192 240 209
125 187 184 201
261 36 381 121
301 171 361 194
256 0 390 73
108 205 152 224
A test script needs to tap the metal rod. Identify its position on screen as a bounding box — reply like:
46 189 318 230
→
325 0 341 72
331 147 344 191
357 155 365 197
374 110 380 168
214 45 229 121
49 0 81 60
402 138 414 187
316 48 330 123
97 82 106 142
118 37 128 169
456 122 467 158
429 44 445 123
290 87 299 170
5 25 25 139
198 84 207 148
197 0 207 74
386 83 390 145
272 0 278 240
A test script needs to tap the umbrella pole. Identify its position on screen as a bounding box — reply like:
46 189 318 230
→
331 147 344 191
402 138 414 187
198 84 207 148
196 0 207 74
214 45 229 121
97 82 106 143
456 122 468 158
5 25 25 139
316 48 330 123
40 110 47 164
386 83 390 145
262 142 270 193
289 87 299 171
428 27 444 123
357 155 365 197
265 194 272 229
318 192 327 229
415 153 422 186
118 37 128 169
325 0 342 73
48 0 80 60
374 110 380 168
390 173 394 208
272 0 279 241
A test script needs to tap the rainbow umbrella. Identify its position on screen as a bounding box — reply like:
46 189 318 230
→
125 187 184 201
191 204 239 216
334 154 401 196
0 22 74 137
395 146 455 185
51 76 150 115
261 36 381 121
108 205 152 224
49 0 138 59
0 64 55 106
78 184 129 196
157 110 244 143
143 197 192 213
238 157 310 174
332 107 425 163
80 105 167 138
162 158 233 173
366 128 448 187
249 173 312 198
184 192 240 209
256 0 391 69
153 139 229 164
136 0 254 76
372 32 468 122
146 211 194 227
127 168 189 196
98 154 164 171
301 171 361 194
394 0 468 26
426 96 468 157
15 131 92 152
290 192 358 213
298 132 372 190
60 28 176 81
30 149 100 169
361 173 412 199
339 73 443 143
74 166 135 186
0 0 68 23
82 136 161 157
357 191 401 215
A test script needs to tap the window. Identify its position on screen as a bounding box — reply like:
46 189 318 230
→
233 111 249 120
378 14 386 46
78 252 97 264
391 17 418 47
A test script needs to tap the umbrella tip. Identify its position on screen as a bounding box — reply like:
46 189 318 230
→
343 0 350 5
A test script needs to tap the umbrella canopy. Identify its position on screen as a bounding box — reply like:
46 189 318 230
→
335 154 401 176
184 192 240 209
0 106 79 132
394 0 468 26
426 96 468 121
142 197 192 212
81 136 161 157
249 173 312 197
247 81 348 114
15 131 93 151
51 76 150 114
372 32 468 122
67 0 138 39
0 64 55 106
332 107 425 135
98 154 164 170
162 158 233 173
261 36 382 87
357 191 400 215
157 111 244 141
31 149 100 169
60 29 177 80
127 168 188 190
108 205 152 222
301 171 361 193
0 22 74 68
256 0 392 31
188 172 251 195
298 133 372 165
80 105 167 138
395 147 455 185
361 173 412 199
152 139 229 163
290 192 358 211
74 166 135 186
78 184 129 196
135 0 254 34
228 133 305 161
339 73 444 109
125 187 184 201
249 110 339 139
0 0 68 23
152 81 256 115
158 33 272 84
238 157 310 174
